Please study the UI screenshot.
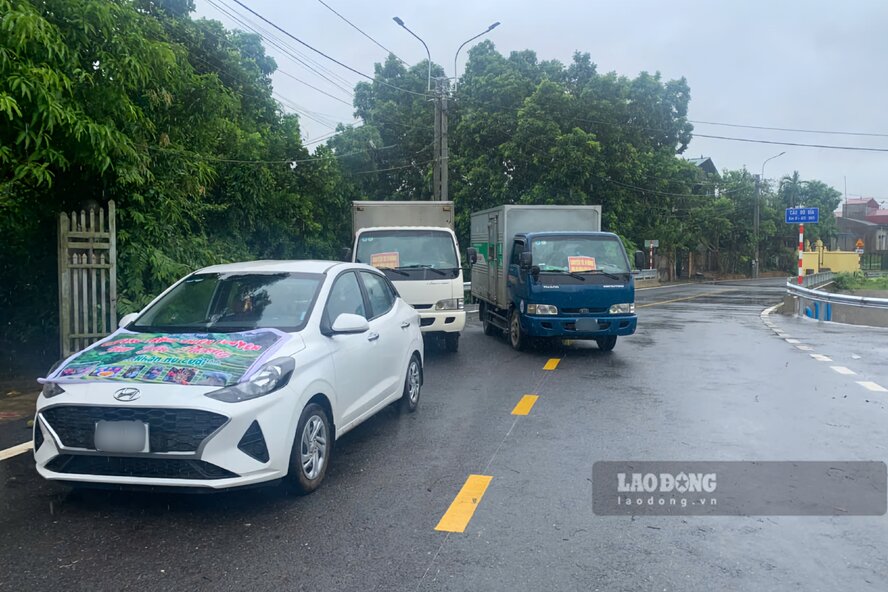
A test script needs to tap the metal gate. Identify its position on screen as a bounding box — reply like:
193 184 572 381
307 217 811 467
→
58 201 117 356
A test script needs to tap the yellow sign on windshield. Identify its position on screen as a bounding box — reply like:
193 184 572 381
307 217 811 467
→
370 251 400 269
568 256 596 272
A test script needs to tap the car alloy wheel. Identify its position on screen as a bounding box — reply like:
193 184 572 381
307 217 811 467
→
300 414 328 480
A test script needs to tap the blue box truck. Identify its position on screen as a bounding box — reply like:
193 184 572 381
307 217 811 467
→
467 205 637 351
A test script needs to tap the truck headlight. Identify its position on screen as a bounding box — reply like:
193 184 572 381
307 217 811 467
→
435 298 464 310
608 303 635 314
205 357 295 403
527 304 558 315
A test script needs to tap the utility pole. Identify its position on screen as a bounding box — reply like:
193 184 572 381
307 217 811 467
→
754 175 760 278
433 81 442 201
440 79 449 202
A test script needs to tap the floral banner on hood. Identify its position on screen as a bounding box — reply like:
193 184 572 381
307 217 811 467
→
46 329 289 387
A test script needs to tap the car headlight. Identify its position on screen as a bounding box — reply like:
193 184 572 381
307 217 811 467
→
608 303 635 314
41 382 66 398
527 304 558 315
435 298 464 310
41 359 66 398
205 357 295 403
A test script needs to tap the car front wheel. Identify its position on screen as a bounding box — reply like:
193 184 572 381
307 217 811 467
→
285 403 332 495
401 355 422 413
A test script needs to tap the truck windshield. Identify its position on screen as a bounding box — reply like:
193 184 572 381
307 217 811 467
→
531 236 630 274
131 272 322 333
355 229 459 270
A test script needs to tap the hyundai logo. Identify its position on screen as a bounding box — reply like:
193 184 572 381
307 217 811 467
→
113 387 141 402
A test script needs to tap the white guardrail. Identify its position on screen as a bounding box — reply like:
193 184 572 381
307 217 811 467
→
786 273 888 309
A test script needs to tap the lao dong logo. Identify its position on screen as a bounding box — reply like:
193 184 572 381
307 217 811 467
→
617 472 717 494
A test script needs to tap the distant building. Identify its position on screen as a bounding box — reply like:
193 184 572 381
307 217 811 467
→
686 156 719 177
836 197 888 252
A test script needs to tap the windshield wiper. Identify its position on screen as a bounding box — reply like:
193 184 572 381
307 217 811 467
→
580 270 626 281
398 265 448 276
381 267 410 277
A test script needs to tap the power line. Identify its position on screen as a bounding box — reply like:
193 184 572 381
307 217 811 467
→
229 0 431 98
690 119 888 139
276 70 353 106
207 0 357 97
692 133 888 152
315 0 407 64
575 117 888 152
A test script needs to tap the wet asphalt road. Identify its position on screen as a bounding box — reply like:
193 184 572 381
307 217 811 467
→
1 278 887 591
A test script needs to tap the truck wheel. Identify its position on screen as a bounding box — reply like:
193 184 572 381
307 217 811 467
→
480 302 497 336
596 335 617 352
444 333 459 352
509 308 526 351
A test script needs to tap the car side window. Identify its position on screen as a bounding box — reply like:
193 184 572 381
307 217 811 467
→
325 272 367 325
360 272 395 319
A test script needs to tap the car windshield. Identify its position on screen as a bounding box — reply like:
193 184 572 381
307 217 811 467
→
531 236 630 273
131 272 323 333
355 229 459 270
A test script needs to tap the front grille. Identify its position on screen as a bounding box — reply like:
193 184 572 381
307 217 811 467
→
413 304 433 310
46 454 237 480
41 406 227 452
561 307 607 314
237 421 269 463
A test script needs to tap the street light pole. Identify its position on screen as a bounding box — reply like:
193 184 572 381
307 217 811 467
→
453 22 500 91
393 18 500 201
392 17 431 92
754 151 786 278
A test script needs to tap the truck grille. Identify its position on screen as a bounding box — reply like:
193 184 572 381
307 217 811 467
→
41 406 227 452
46 454 237 480
561 307 607 315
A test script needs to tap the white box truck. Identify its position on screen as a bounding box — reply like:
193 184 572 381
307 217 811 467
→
350 201 465 352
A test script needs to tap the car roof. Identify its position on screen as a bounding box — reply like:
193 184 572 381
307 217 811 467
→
194 260 352 275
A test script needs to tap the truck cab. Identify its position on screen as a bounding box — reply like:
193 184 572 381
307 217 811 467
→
352 225 465 351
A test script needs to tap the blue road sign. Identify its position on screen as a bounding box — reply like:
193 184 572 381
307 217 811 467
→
785 207 819 224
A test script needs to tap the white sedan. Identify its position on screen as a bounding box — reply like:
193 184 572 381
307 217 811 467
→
34 261 424 493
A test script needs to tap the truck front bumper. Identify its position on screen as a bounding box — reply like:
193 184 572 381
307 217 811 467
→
523 314 637 339
419 309 466 334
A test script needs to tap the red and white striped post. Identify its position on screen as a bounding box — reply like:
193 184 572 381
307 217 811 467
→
797 223 805 285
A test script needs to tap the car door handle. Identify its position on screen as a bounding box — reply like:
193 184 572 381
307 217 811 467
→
367 332 380 341
400 321 410 329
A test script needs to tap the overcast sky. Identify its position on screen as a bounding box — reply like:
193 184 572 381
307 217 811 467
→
195 0 888 205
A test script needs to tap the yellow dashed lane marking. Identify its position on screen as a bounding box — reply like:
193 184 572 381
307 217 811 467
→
543 358 560 370
434 474 493 533
511 394 539 416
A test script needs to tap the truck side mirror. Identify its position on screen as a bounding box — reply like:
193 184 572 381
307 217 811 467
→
466 247 478 265
519 252 533 269
341 247 352 262
634 250 646 270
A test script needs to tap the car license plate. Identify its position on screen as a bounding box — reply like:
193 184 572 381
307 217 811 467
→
575 318 600 332
94 420 149 453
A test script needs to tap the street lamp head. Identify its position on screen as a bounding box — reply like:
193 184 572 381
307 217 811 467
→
393 16 404 26
488 22 501 31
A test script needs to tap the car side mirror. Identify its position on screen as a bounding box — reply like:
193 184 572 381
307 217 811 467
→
466 247 478 265
118 312 139 329
331 313 369 334
341 247 353 262
519 252 533 269
634 250 646 270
